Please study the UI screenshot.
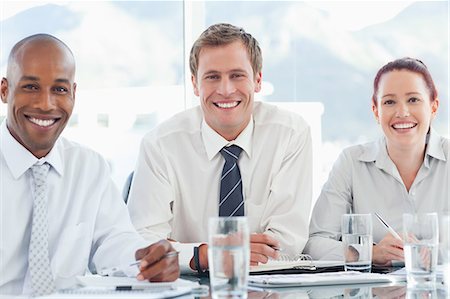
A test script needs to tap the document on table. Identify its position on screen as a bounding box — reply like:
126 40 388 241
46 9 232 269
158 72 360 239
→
250 259 344 274
248 271 405 288
390 264 446 279
38 275 199 298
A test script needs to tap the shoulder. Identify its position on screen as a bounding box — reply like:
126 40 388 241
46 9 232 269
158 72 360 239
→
253 102 310 134
438 135 449 159
56 137 110 173
337 140 379 165
142 106 202 144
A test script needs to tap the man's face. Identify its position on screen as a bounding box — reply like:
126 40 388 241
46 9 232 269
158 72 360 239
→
1 41 76 158
192 41 261 141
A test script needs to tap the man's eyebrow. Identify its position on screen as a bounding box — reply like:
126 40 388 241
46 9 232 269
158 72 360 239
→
19 75 39 81
203 70 219 75
55 78 71 84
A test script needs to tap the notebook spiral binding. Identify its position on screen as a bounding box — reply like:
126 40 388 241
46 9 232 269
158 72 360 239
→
275 253 316 270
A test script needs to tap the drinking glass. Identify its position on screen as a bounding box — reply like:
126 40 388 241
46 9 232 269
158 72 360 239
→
208 217 249 299
439 214 450 287
341 214 373 272
403 213 439 289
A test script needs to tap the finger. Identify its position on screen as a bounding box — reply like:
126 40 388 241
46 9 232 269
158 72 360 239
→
135 247 150 261
251 251 270 264
380 247 404 262
150 266 180 282
148 260 180 282
250 233 280 248
138 254 179 281
140 240 172 268
250 242 278 259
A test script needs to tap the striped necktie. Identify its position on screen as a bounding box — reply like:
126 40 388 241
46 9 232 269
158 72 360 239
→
219 145 245 217
29 162 56 296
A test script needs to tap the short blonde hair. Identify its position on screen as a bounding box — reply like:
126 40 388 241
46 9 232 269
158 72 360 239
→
189 23 262 77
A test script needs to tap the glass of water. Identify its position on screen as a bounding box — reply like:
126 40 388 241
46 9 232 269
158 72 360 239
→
341 214 373 272
208 217 249 299
440 214 450 287
403 213 439 289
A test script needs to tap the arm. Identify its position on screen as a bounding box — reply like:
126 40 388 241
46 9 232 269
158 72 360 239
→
303 150 353 260
127 135 197 272
259 123 313 259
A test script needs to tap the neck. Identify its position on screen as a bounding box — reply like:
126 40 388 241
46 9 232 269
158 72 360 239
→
386 140 426 191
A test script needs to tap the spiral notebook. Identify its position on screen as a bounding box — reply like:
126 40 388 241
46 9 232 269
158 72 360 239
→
250 254 344 275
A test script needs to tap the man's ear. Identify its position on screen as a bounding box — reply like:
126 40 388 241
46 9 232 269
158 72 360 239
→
191 75 199 97
72 82 77 102
254 72 262 93
1 78 9 104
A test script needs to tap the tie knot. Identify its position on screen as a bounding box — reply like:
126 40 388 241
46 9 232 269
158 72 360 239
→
220 145 242 162
31 163 50 187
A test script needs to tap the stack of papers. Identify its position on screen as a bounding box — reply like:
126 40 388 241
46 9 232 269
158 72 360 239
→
250 259 316 272
248 271 405 288
38 275 199 298
250 260 344 274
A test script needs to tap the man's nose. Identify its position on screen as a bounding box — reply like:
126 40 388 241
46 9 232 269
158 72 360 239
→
35 90 56 111
216 78 236 96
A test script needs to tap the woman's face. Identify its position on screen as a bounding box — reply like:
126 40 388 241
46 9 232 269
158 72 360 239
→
372 69 439 151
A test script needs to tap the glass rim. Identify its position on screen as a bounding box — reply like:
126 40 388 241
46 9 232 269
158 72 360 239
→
342 213 372 217
208 216 248 222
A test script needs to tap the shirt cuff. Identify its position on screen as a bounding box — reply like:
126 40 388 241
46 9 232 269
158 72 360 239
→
121 238 150 277
171 241 202 273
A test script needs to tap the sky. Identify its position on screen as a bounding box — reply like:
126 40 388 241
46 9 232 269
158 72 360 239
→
2 0 414 27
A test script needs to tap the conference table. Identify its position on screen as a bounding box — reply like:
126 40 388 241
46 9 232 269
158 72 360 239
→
180 271 449 298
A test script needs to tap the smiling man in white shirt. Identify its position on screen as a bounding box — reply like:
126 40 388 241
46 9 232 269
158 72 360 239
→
0 34 179 296
127 23 312 272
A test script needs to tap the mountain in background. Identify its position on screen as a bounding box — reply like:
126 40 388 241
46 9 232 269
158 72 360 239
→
1 1 448 142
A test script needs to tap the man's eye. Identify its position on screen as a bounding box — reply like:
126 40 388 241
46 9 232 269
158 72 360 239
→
205 75 219 80
22 84 38 91
231 73 244 78
53 86 68 93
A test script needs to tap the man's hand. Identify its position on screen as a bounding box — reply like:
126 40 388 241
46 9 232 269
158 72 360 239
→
189 243 208 271
188 234 281 269
250 233 280 266
135 239 180 282
372 233 404 266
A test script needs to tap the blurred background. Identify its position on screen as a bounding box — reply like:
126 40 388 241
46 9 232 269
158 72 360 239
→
1 0 448 202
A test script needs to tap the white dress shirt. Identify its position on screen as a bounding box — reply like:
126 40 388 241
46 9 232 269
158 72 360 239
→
304 129 449 260
127 102 312 270
0 121 149 295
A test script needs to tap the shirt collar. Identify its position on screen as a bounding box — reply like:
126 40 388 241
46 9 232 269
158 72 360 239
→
425 127 446 163
202 116 254 161
358 127 446 169
1 120 64 178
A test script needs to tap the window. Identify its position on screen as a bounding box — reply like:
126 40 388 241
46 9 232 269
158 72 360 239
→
1 1 448 196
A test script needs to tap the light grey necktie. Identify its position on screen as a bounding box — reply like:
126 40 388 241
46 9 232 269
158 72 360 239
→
29 162 56 296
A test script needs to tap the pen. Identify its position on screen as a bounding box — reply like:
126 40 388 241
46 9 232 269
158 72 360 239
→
374 212 402 241
100 251 179 276
130 251 180 267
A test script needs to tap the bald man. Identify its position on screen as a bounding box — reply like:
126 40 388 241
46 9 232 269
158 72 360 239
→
0 34 179 296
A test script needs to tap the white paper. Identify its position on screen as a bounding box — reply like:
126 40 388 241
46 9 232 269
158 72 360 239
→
248 271 405 288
